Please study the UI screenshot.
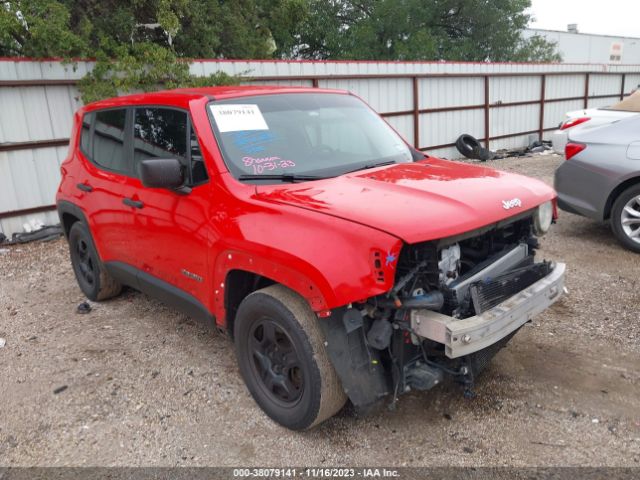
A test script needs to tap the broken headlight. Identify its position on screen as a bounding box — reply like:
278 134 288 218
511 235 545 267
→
533 201 553 235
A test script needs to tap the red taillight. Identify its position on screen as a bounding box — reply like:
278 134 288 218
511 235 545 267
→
560 117 591 130
565 142 586 160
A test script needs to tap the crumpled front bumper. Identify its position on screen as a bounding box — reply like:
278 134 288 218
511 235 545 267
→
410 262 566 358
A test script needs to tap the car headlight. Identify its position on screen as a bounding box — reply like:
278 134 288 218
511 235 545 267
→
533 201 553 235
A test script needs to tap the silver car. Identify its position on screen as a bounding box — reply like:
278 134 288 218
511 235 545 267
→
554 115 640 253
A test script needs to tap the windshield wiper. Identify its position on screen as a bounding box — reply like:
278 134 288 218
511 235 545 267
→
237 173 325 182
342 160 396 175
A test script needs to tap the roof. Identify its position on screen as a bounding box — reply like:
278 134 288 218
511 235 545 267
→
82 85 347 111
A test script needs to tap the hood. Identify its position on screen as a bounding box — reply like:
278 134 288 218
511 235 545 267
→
254 159 556 244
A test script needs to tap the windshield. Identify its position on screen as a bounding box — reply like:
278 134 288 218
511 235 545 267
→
207 93 414 182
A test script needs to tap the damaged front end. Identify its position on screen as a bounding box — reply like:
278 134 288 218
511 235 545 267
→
319 210 566 410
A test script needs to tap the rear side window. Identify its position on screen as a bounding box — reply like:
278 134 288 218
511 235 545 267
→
134 107 208 186
93 109 129 173
80 113 93 155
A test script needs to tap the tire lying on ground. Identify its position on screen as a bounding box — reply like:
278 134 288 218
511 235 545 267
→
456 134 481 158
455 134 494 161
234 284 347 430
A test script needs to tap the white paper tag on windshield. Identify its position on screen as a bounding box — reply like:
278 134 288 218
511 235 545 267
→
210 104 268 132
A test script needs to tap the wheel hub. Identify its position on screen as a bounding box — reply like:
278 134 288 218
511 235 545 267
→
75 238 95 285
249 319 303 405
621 195 640 244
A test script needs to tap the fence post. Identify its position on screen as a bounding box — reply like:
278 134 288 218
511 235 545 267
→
412 76 419 149
584 73 590 109
539 74 546 141
620 73 626 100
484 76 490 150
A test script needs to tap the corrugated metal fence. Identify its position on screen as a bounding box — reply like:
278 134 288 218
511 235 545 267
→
2 59 640 236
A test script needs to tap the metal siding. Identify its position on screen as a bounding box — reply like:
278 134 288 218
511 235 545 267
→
545 74 585 100
319 78 412 112
544 99 584 129
490 76 541 103
426 146 459 159
623 74 640 94
587 97 618 109
419 77 484 109
384 114 413 145
420 109 484 148
589 74 622 96
489 104 539 137
491 133 537 152
0 88 31 143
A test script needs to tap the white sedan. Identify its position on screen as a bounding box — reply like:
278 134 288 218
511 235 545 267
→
551 91 640 154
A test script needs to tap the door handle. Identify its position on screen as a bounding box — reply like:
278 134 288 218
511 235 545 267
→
122 197 144 209
76 183 93 193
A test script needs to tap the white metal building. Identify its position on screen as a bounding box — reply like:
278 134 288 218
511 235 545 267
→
524 28 640 64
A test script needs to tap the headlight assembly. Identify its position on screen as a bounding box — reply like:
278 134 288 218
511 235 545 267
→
534 201 553 235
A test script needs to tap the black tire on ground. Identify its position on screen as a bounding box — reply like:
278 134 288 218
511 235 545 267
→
234 285 347 430
68 222 122 301
610 184 640 253
455 134 482 159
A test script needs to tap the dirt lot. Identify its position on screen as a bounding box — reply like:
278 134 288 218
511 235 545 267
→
1 154 639 467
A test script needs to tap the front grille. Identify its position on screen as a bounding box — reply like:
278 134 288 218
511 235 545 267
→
469 261 551 314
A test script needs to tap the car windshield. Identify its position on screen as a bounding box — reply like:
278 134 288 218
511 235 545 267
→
207 93 414 182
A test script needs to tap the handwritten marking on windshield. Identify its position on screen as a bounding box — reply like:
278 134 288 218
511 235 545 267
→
243 156 296 174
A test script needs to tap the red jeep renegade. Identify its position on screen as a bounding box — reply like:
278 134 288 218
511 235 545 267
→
57 86 565 430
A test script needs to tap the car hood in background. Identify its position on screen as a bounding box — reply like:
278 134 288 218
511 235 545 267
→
254 159 556 244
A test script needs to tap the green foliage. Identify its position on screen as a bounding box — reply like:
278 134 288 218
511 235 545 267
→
294 0 561 62
78 43 238 103
0 0 87 57
0 0 561 102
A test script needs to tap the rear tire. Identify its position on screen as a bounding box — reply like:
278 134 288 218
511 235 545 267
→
610 184 640 253
234 285 346 430
68 222 122 301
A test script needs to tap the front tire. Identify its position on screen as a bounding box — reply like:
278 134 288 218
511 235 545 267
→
68 222 122 301
611 184 640 253
234 285 346 430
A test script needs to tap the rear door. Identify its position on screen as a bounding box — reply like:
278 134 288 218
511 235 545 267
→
77 108 139 267
128 106 213 304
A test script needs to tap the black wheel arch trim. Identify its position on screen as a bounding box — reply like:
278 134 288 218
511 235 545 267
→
56 200 89 238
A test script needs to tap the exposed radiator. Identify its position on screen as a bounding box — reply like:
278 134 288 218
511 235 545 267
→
469 261 552 314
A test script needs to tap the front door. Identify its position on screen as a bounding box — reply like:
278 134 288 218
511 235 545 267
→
128 106 213 306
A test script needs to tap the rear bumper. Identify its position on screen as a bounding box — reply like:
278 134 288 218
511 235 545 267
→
410 262 566 358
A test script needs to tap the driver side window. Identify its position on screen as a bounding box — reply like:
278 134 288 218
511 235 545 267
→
133 107 208 186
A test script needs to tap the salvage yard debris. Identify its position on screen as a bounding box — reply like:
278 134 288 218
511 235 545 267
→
1 224 63 245
455 133 554 161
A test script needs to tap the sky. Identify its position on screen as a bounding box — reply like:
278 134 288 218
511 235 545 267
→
527 0 640 38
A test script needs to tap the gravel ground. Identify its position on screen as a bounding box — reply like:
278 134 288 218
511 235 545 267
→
0 154 639 467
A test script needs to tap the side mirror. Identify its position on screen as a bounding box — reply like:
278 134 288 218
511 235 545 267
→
139 158 185 190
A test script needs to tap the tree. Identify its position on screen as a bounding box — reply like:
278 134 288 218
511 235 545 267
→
292 0 561 62
0 0 87 57
0 0 309 101
0 0 561 102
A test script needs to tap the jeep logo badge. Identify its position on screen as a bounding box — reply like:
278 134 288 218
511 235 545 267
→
502 198 522 210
